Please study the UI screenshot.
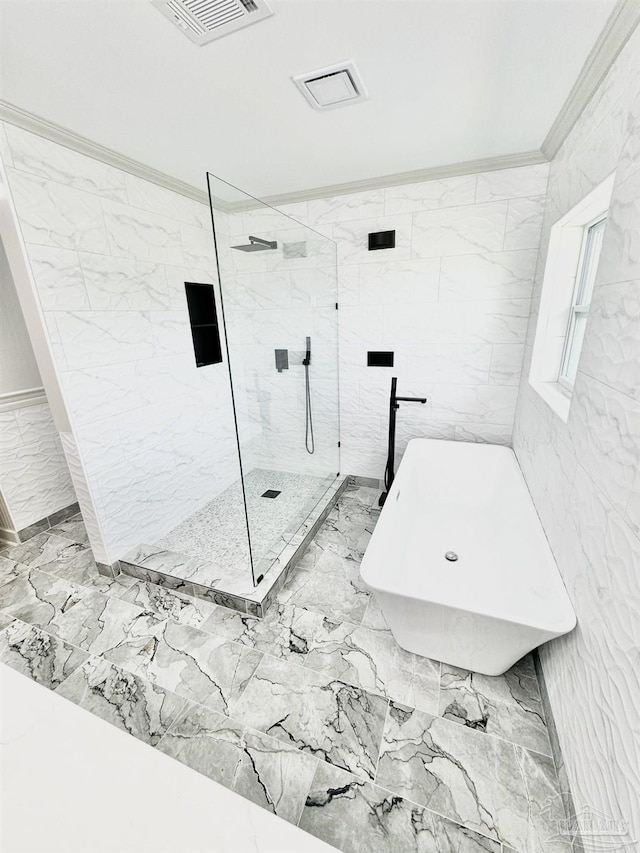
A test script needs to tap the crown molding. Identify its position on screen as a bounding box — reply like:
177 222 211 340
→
257 150 547 209
542 0 640 159
0 99 210 205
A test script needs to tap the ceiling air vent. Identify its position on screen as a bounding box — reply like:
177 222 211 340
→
152 0 273 45
292 60 368 111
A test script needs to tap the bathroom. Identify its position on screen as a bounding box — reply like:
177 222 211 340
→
0 0 638 850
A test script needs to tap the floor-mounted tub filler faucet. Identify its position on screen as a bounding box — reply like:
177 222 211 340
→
379 376 427 507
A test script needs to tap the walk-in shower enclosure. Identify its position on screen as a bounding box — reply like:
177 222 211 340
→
123 175 341 614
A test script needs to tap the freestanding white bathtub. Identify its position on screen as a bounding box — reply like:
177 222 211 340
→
360 438 576 675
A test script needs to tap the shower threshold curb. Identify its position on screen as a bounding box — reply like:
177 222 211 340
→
118 476 348 618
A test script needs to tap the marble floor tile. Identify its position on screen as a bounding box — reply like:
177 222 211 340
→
439 664 551 756
55 656 187 746
158 703 317 824
305 617 440 714
231 654 388 781
118 580 218 629
120 619 262 716
315 502 378 551
0 554 29 589
360 595 391 632
376 701 554 851
299 761 500 853
43 548 132 594
340 484 381 508
0 612 15 631
515 746 573 853
53 590 162 660
0 569 85 631
48 519 90 546
296 539 364 581
200 601 324 661
277 568 370 624
0 533 86 573
0 619 89 689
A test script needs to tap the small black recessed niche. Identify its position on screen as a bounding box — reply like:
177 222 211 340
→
185 282 223 367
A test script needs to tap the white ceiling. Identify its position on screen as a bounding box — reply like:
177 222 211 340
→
0 0 617 198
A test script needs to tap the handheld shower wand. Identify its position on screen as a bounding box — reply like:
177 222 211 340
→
303 336 314 454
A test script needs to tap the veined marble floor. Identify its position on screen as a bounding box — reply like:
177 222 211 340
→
0 484 573 853
154 468 334 581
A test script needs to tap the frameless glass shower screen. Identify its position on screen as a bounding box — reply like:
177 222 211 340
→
207 173 340 586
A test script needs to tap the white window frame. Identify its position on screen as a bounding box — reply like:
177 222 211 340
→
557 214 607 392
529 173 614 422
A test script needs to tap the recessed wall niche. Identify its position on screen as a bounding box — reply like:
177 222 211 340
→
184 282 223 367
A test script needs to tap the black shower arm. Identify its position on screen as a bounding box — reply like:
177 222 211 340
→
395 395 427 404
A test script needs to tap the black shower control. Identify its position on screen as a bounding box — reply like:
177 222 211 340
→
367 351 394 367
185 282 222 367
368 230 395 250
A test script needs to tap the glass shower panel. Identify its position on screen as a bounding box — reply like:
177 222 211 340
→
207 173 340 586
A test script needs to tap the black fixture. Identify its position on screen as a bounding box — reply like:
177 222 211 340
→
303 335 314 454
379 376 427 507
261 490 281 499
368 230 395 251
230 235 278 252
367 350 394 367
184 282 223 367
275 349 289 372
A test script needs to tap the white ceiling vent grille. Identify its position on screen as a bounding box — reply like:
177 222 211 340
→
152 0 273 45
293 61 368 111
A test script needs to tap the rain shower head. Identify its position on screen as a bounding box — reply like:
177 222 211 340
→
231 235 278 252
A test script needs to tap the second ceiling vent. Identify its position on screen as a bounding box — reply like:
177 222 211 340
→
292 61 368 110
152 0 273 45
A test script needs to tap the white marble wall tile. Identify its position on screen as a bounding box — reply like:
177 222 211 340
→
5 125 128 201
26 245 89 310
7 170 110 253
61 364 141 425
503 197 546 251
102 199 184 265
439 250 537 302
406 345 492 385
180 224 217 270
475 164 549 203
148 311 192 357
411 201 508 258
463 298 530 344
357 258 440 304
454 423 512 444
124 174 205 226
52 310 156 369
164 265 215 310
596 165 640 287
383 302 461 344
290 267 336 308
431 385 518 425
384 175 477 215
78 253 170 310
307 190 385 226
489 344 524 385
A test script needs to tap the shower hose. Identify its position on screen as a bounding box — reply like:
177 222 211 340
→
304 360 315 455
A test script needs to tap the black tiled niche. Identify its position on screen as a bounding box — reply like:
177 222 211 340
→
185 282 223 367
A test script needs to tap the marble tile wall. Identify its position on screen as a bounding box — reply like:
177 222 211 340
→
513 24 640 842
216 206 340 479
1 126 240 564
0 402 76 532
268 163 549 478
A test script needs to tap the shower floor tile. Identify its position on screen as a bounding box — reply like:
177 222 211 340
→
154 468 334 577
0 481 571 853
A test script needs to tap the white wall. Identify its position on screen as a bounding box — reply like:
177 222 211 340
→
1 125 239 562
513 26 640 839
0 230 76 534
279 163 548 478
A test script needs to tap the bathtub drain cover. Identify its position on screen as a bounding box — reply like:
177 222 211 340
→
445 551 459 562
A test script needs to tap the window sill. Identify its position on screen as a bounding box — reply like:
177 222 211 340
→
528 378 571 423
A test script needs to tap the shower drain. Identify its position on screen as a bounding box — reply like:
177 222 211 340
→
444 551 459 562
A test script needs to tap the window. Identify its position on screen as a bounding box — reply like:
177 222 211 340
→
529 173 613 422
558 216 606 389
